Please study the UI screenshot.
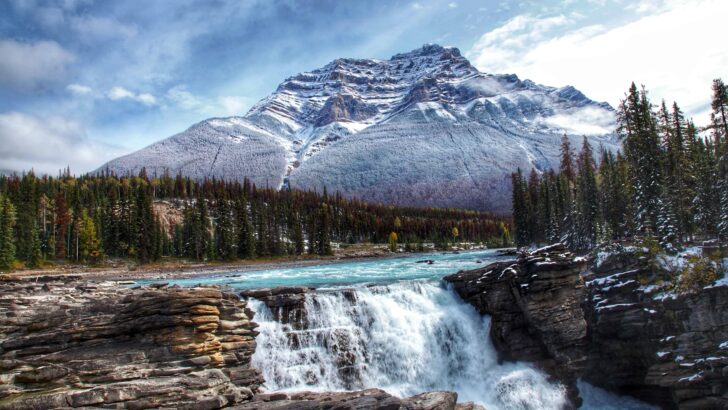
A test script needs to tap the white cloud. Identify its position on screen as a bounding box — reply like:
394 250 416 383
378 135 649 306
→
538 106 616 135
0 111 124 174
136 93 157 106
108 86 134 100
108 86 157 106
467 0 728 125
217 96 250 116
0 39 75 90
66 83 93 95
448 2 458 8
165 85 250 116
166 85 205 111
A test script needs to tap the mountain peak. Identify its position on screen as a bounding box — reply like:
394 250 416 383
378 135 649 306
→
100 44 618 213
390 43 461 60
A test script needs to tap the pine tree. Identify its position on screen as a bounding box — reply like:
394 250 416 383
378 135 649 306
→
54 191 69 259
134 181 154 263
511 169 530 246
692 138 720 236
711 78 728 142
620 83 662 235
527 169 542 244
670 102 693 240
214 199 235 260
0 195 17 270
657 193 679 252
235 198 255 259
316 203 333 255
574 137 599 250
254 200 269 257
710 79 728 240
290 210 305 255
560 134 576 182
27 221 43 268
16 173 38 264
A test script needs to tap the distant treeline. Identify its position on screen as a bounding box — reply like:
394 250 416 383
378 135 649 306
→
511 79 728 251
0 171 510 269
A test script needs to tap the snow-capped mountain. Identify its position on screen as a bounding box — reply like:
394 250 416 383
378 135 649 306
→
99 44 619 212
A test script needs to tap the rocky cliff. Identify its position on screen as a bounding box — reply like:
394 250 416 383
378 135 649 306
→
444 244 588 407
0 277 264 409
444 244 728 409
0 277 477 410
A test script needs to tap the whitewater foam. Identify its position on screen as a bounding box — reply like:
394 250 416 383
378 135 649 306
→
251 280 569 409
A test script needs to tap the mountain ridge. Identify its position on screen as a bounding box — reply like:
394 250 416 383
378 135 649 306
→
98 44 619 211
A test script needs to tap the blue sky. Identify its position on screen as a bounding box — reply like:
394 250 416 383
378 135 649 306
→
1 0 726 174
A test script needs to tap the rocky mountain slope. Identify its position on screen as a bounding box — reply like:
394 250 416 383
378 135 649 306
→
99 44 618 212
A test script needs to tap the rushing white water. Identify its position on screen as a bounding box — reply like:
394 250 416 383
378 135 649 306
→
251 280 569 409
144 250 658 409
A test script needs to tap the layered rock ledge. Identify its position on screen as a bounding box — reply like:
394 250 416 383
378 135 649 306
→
444 244 728 409
0 278 264 409
0 277 476 410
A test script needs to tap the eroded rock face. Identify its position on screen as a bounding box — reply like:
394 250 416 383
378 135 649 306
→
444 244 588 407
446 243 728 409
583 247 728 409
0 278 264 409
241 286 313 329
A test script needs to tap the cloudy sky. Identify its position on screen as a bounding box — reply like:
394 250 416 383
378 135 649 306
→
1 0 726 174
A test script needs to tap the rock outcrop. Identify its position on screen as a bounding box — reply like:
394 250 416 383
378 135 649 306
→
0 278 264 409
582 246 728 409
444 244 588 407
241 286 312 328
0 277 472 410
445 243 728 409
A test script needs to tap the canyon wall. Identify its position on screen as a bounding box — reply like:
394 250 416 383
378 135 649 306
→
444 244 728 409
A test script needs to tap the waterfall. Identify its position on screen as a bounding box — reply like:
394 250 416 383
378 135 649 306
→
250 280 568 409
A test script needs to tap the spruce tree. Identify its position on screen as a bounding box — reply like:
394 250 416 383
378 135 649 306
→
254 200 269 257
619 83 662 235
511 169 530 246
214 199 235 261
134 181 154 263
235 198 255 259
0 196 16 270
560 134 575 182
16 173 38 264
27 221 43 268
574 137 599 249
711 78 728 142
657 192 679 252
692 138 720 236
710 79 728 239
290 210 305 255
316 203 333 255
